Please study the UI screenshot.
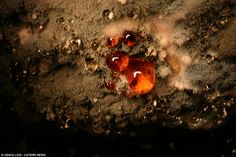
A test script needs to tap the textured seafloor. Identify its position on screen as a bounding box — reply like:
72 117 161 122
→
0 0 236 156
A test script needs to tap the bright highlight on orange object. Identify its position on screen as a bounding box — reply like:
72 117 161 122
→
123 58 155 95
106 51 129 72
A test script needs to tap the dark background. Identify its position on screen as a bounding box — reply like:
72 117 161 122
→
1 103 236 157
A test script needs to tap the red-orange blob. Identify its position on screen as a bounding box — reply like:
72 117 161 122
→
107 36 120 47
123 31 136 47
123 58 155 95
106 51 129 72
105 31 155 97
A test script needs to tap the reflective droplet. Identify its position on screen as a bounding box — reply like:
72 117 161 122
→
106 51 129 72
123 31 137 47
123 58 155 95
107 36 120 47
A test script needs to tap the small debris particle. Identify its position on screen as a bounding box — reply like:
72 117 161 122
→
23 70 27 74
31 13 38 20
232 149 236 154
39 25 44 30
93 98 98 103
117 0 127 5
108 11 114 20
153 100 157 107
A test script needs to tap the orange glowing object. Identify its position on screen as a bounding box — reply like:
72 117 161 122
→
107 36 120 47
123 58 155 95
105 31 155 97
106 51 129 72
123 31 137 47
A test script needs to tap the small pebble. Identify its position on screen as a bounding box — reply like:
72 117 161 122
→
11 49 16 53
32 13 38 20
93 98 98 103
232 149 236 154
117 0 127 5
108 11 114 20
103 9 114 20
153 100 157 107
39 25 44 30
23 70 27 74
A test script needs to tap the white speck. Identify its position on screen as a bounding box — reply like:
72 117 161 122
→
232 149 236 154
158 50 167 61
112 57 119 61
67 50 72 54
108 11 113 20
133 71 141 78
105 130 111 135
222 108 227 118
153 100 157 107
32 13 38 20
93 98 98 103
39 25 43 30
11 49 16 53
117 0 127 5
76 39 82 46
23 70 27 74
